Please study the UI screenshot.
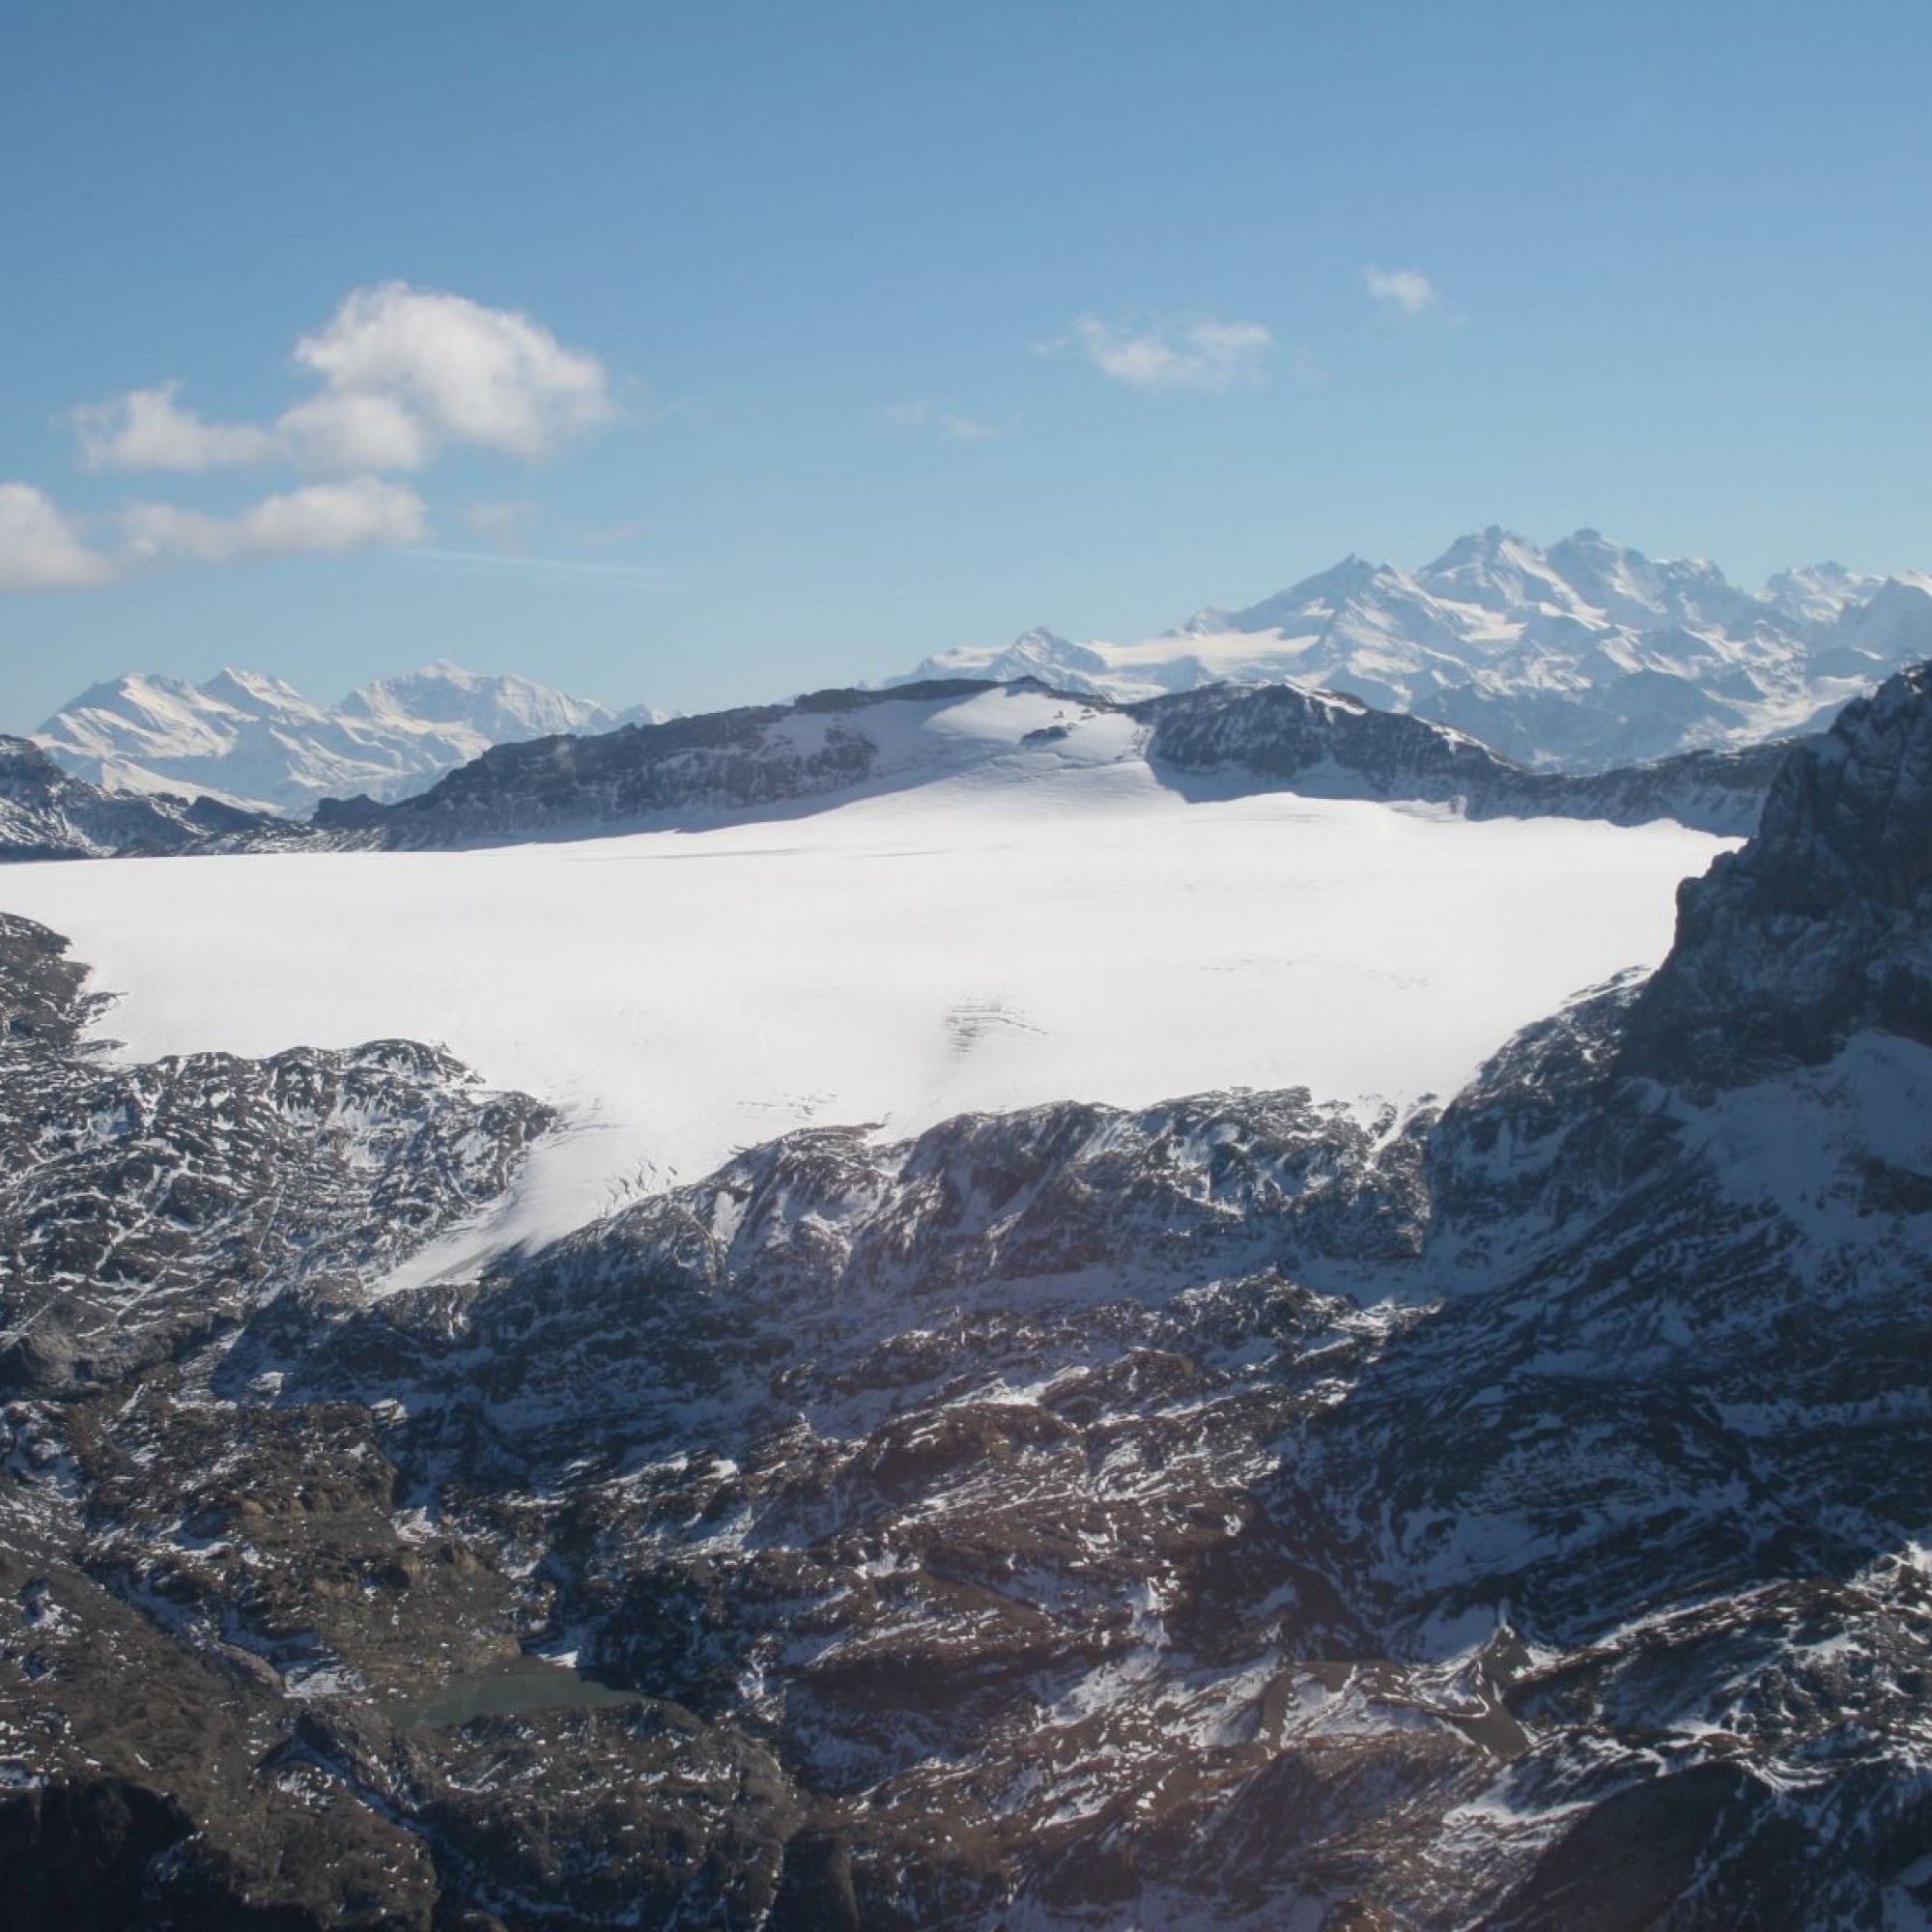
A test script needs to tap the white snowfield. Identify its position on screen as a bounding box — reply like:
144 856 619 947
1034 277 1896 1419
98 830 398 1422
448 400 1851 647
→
0 688 1733 1284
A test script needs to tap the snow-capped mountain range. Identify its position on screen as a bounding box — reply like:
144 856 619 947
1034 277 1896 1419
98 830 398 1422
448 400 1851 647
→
31 528 1930 823
31 660 662 816
902 526 1932 771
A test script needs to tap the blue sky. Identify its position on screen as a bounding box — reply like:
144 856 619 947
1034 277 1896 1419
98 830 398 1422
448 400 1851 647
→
4 1 1930 725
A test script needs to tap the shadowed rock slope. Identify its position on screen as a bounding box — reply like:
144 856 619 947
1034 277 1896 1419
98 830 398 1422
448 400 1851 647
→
1621 660 1932 1081
0 738 306 862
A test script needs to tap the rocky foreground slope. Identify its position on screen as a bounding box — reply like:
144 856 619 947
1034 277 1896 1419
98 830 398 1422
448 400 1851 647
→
3 671 1932 1925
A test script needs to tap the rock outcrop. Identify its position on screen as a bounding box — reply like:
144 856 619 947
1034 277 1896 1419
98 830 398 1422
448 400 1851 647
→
0 738 300 862
1624 660 1932 1082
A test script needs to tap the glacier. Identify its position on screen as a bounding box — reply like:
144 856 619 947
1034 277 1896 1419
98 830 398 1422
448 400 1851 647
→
0 688 1730 1272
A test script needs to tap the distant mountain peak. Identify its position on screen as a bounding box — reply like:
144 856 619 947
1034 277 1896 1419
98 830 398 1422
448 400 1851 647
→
33 661 651 817
199 667 324 718
896 526 1931 771
1424 522 1533 565
1184 552 1391 637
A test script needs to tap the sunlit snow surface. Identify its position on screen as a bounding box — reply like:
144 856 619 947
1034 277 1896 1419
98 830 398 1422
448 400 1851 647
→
0 690 1733 1280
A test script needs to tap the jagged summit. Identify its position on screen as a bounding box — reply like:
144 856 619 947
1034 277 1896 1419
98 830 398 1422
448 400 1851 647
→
1415 524 1592 617
1625 659 1932 1084
900 527 1929 770
1766 558 1887 626
198 666 317 711
1190 550 1387 633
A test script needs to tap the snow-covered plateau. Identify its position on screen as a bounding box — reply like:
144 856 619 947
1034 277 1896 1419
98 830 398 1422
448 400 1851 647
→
0 687 1728 1273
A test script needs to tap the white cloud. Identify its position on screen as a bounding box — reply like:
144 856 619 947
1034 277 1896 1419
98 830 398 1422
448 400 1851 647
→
283 282 615 470
1363 267 1443 318
13 283 620 594
71 382 281 472
120 478 427 566
67 283 616 477
0 472 426 594
884 401 1006 443
0 483 116 590
277 390 433 473
1064 317 1272 393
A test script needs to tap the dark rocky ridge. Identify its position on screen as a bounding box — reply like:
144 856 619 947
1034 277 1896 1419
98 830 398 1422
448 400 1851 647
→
0 913 555 1394
0 675 1791 863
1623 659 1932 1083
3 667 1932 1922
1133 680 1784 834
307 676 1783 851
310 680 995 845
0 737 305 862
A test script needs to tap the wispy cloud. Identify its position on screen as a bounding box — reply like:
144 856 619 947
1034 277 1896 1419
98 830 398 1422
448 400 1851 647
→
280 283 614 471
0 475 426 590
883 401 1009 443
398 548 670 584
10 284 623 595
120 478 428 566
1363 267 1446 320
1048 317 1273 393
